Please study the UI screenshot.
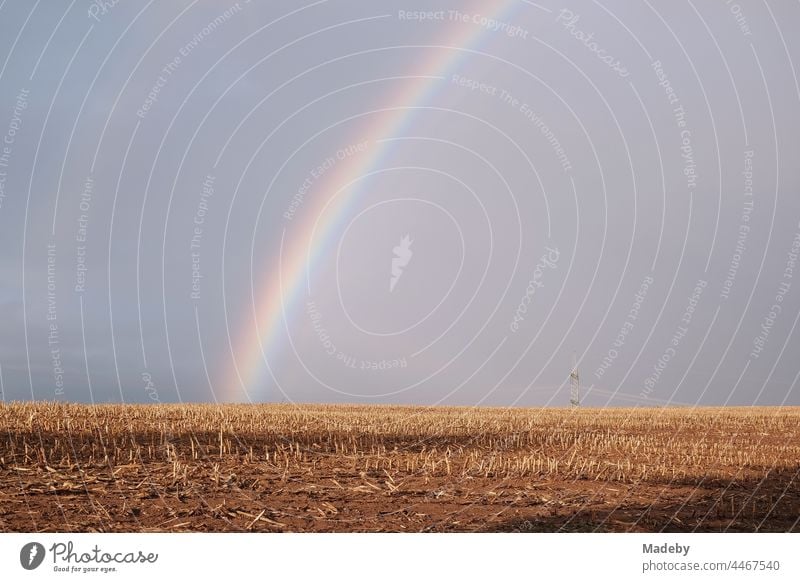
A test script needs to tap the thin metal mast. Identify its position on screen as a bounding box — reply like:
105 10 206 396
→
570 353 580 408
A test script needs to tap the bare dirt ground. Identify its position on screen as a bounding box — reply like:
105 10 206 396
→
1 403 798 532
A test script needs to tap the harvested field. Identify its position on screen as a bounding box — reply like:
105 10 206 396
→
0 402 798 532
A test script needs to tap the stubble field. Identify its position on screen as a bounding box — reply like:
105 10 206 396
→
1 402 798 532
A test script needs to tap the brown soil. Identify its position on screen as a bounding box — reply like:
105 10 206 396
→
1 403 798 532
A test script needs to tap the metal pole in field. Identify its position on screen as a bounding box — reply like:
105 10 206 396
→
570 353 580 408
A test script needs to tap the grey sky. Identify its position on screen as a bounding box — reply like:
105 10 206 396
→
0 0 798 406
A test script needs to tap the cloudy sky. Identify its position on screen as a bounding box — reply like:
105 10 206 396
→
0 0 798 406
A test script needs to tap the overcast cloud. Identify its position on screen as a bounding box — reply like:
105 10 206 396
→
0 0 798 406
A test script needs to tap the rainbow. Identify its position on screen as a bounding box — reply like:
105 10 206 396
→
223 0 531 401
